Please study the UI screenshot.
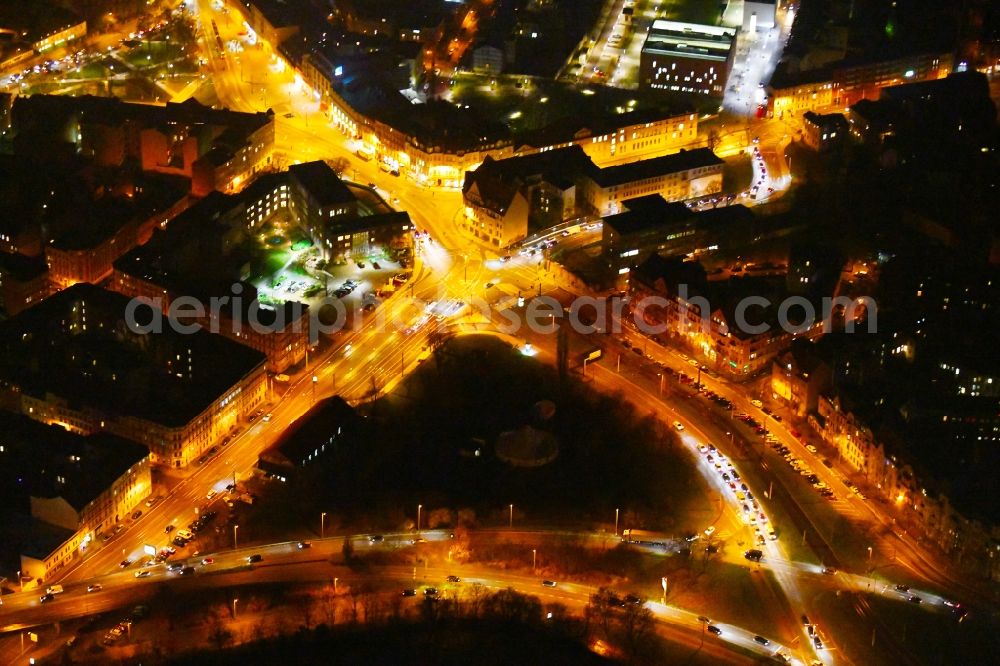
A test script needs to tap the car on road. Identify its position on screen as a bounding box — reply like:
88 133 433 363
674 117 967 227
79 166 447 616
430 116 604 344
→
247 554 263 563
744 549 763 562
206 490 218 501
131 510 142 520
624 594 642 605
164 525 175 533
262 413 272 422
176 529 194 540
173 536 189 547
369 535 384 543
894 584 909 592
672 421 684 431
753 635 770 645
703 526 715 537
542 580 557 587
297 541 312 549
167 563 184 572
87 584 102 593
134 570 151 578
40 593 55 603
707 625 722 636
401 588 416 596
908 595 922 604
446 575 461 583
179 566 196 576
119 559 131 568
822 567 837 575
423 587 439 597
201 557 214 565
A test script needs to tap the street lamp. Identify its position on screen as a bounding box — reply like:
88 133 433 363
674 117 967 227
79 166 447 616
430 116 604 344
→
532 549 537 572
321 512 326 539
615 508 620 536
232 598 239 619
509 503 514 529
312 375 318 403
417 504 422 531
233 524 239 550
867 546 873 560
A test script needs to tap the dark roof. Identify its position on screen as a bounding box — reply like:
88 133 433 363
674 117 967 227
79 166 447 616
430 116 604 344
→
337 77 511 151
607 199 753 237
776 338 828 378
260 396 358 468
0 1 82 40
463 146 593 214
289 161 355 207
589 148 723 187
516 107 694 150
0 251 47 281
604 198 691 235
0 411 148 514
13 94 272 134
20 520 76 561
803 111 848 130
632 254 708 293
240 0 309 29
767 63 835 90
0 284 266 427
471 145 593 189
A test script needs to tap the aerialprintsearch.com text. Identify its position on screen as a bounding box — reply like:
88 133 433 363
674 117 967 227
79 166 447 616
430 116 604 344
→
123 283 877 345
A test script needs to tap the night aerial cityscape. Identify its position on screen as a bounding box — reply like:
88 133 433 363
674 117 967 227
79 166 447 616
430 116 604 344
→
0 0 997 664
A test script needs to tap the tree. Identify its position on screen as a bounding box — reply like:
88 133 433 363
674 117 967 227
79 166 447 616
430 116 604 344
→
588 587 615 639
620 603 654 664
206 616 233 650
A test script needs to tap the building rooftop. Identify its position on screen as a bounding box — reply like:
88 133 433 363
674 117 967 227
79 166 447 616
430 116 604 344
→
259 396 358 469
516 106 695 151
239 0 308 29
0 250 47 282
643 20 737 62
803 111 848 130
0 411 148 514
13 94 272 134
0 1 82 42
0 284 266 428
289 161 355 207
19 520 76 561
588 148 723 187
603 198 692 235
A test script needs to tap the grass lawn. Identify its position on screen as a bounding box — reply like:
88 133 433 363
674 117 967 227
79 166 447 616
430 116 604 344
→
65 62 111 79
120 41 186 68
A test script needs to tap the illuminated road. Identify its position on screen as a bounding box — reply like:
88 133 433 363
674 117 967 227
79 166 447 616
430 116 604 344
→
2 530 830 665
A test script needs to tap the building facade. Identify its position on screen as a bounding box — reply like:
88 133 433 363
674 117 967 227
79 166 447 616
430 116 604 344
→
580 148 724 216
639 20 737 97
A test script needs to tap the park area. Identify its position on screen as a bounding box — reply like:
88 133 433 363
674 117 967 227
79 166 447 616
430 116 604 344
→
245 335 714 536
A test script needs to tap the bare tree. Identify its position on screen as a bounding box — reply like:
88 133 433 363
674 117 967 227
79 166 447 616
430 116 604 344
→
588 587 615 640
620 603 654 664
206 615 233 650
